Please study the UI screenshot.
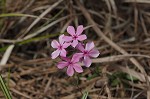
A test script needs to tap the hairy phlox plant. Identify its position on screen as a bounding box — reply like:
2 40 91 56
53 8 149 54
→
51 25 100 76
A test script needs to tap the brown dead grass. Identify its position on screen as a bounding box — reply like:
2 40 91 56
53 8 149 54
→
0 0 150 99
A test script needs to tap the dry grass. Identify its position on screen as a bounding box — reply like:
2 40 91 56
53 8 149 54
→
0 0 150 99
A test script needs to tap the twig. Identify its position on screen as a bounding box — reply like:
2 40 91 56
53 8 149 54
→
0 45 14 70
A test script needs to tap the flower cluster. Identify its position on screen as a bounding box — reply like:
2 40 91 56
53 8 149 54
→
51 25 100 76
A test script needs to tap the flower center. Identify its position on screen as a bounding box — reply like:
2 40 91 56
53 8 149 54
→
83 51 89 55
58 45 63 50
73 35 78 40
68 61 73 65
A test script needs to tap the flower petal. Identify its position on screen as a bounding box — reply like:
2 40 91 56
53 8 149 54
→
59 34 65 44
77 34 87 41
63 43 71 48
60 49 67 57
85 42 95 51
63 36 72 42
51 40 59 48
73 63 83 73
57 61 68 69
89 49 100 57
61 57 70 62
76 43 85 52
76 25 84 35
67 66 74 76
67 26 75 36
51 49 60 59
71 53 82 63
71 40 78 47
83 56 92 67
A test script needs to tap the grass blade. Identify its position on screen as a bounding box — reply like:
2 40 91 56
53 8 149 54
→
82 91 88 99
0 75 12 99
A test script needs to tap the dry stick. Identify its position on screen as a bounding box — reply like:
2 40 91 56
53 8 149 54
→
76 1 146 74
91 54 150 63
20 0 35 13
44 77 52 93
124 0 150 4
0 45 15 70
10 88 31 99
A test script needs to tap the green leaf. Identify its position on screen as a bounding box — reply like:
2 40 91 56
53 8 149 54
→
0 46 9 52
0 0 6 13
18 33 60 45
126 74 138 81
87 73 99 80
111 78 120 86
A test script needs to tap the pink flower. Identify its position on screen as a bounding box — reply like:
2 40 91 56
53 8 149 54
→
57 54 83 76
76 42 100 67
64 25 87 47
51 34 70 59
